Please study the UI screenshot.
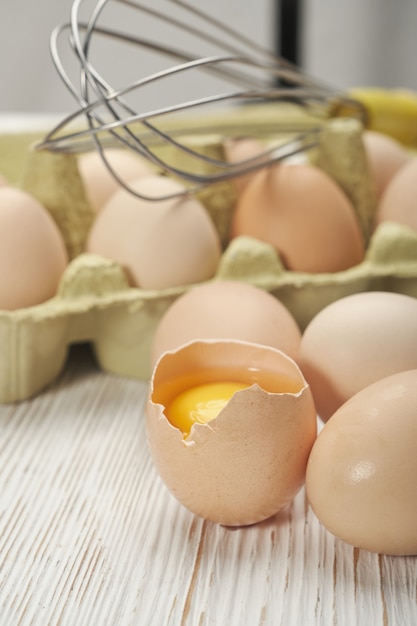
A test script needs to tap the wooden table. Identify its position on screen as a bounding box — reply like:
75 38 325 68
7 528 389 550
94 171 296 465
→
0 345 416 626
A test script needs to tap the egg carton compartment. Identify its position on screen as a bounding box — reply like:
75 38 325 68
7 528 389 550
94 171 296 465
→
1 105 417 403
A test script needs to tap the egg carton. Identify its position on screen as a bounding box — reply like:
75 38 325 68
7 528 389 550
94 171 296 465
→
1 108 417 404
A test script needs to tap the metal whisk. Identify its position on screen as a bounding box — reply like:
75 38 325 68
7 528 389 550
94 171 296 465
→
37 0 365 200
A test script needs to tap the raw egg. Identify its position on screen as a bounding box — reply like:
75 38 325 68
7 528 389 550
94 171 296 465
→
78 148 154 213
0 186 68 310
362 130 410 202
306 369 417 555
146 339 317 526
298 291 417 421
231 163 365 273
223 136 267 193
86 175 222 290
375 156 417 234
150 279 302 367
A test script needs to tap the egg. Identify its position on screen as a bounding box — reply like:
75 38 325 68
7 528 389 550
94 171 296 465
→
306 369 417 555
375 156 417 234
146 338 317 526
86 175 222 290
78 148 154 213
150 279 302 368
298 291 417 421
362 130 410 202
223 136 267 193
231 163 365 273
0 187 68 310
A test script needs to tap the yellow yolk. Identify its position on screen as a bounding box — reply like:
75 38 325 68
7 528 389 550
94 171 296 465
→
166 381 248 435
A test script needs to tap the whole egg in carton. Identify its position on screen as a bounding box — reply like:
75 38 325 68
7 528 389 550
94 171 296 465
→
1 107 417 404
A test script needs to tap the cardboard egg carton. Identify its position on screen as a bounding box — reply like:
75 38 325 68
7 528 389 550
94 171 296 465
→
1 107 417 403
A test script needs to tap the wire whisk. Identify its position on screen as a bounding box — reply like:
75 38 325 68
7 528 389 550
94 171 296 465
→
37 0 366 200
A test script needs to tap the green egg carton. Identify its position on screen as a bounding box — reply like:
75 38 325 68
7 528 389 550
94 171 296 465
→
0 110 416 404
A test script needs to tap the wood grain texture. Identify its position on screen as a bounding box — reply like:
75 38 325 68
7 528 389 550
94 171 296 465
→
0 346 416 626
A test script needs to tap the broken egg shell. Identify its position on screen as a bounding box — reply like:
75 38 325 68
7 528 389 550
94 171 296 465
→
145 339 317 526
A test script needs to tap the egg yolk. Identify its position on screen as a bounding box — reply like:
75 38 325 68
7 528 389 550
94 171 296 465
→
166 381 248 435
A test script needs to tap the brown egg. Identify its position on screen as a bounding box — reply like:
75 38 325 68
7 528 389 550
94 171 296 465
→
151 279 301 368
78 148 153 212
223 137 266 193
231 163 365 273
146 339 317 526
86 175 222 290
306 369 417 555
0 187 68 310
298 291 417 421
362 130 410 202
376 157 417 234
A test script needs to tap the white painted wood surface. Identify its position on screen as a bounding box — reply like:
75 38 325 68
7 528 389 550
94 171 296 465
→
0 346 416 626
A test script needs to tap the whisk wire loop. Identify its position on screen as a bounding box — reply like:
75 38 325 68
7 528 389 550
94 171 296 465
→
38 0 365 201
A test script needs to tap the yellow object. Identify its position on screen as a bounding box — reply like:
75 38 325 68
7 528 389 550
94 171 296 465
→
166 381 248 435
349 87 417 148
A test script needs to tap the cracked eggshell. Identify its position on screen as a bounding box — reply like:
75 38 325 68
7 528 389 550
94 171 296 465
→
306 369 417 555
145 339 317 526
